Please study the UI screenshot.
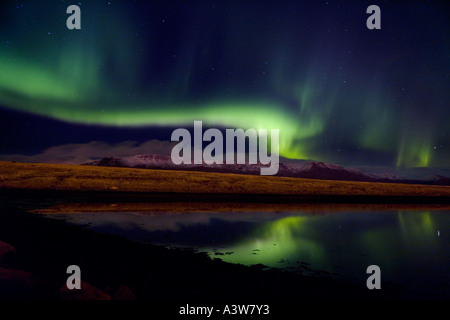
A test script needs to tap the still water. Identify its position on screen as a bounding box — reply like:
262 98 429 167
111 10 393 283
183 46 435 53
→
44 209 449 298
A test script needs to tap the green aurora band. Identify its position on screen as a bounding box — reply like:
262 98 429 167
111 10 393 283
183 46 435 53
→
206 211 443 276
208 216 328 268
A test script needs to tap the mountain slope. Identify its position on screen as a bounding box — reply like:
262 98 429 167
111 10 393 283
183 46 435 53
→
83 154 405 183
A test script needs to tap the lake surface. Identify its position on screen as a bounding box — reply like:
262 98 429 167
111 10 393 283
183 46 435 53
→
43 208 449 298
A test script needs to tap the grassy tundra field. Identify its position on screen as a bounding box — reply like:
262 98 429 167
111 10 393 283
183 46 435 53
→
1 161 450 200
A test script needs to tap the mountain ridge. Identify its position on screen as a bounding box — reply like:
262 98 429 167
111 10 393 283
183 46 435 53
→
83 154 448 185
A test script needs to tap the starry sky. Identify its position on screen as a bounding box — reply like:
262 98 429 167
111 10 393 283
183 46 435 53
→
0 0 449 167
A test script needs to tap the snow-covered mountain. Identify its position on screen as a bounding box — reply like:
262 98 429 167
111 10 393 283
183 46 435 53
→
290 161 400 182
83 154 441 184
85 154 289 175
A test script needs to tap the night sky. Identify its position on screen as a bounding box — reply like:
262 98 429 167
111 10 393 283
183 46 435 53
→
0 0 448 167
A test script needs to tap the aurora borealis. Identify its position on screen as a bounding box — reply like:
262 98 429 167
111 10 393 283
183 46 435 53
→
0 1 448 167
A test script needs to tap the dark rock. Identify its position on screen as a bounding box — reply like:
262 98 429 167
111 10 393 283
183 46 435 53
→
113 286 135 300
0 267 40 299
60 280 111 300
0 241 16 262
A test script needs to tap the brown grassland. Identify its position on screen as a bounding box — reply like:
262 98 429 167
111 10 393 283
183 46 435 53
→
1 161 450 199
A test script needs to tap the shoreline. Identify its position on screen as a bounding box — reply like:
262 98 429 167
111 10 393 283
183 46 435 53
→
32 200 450 214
